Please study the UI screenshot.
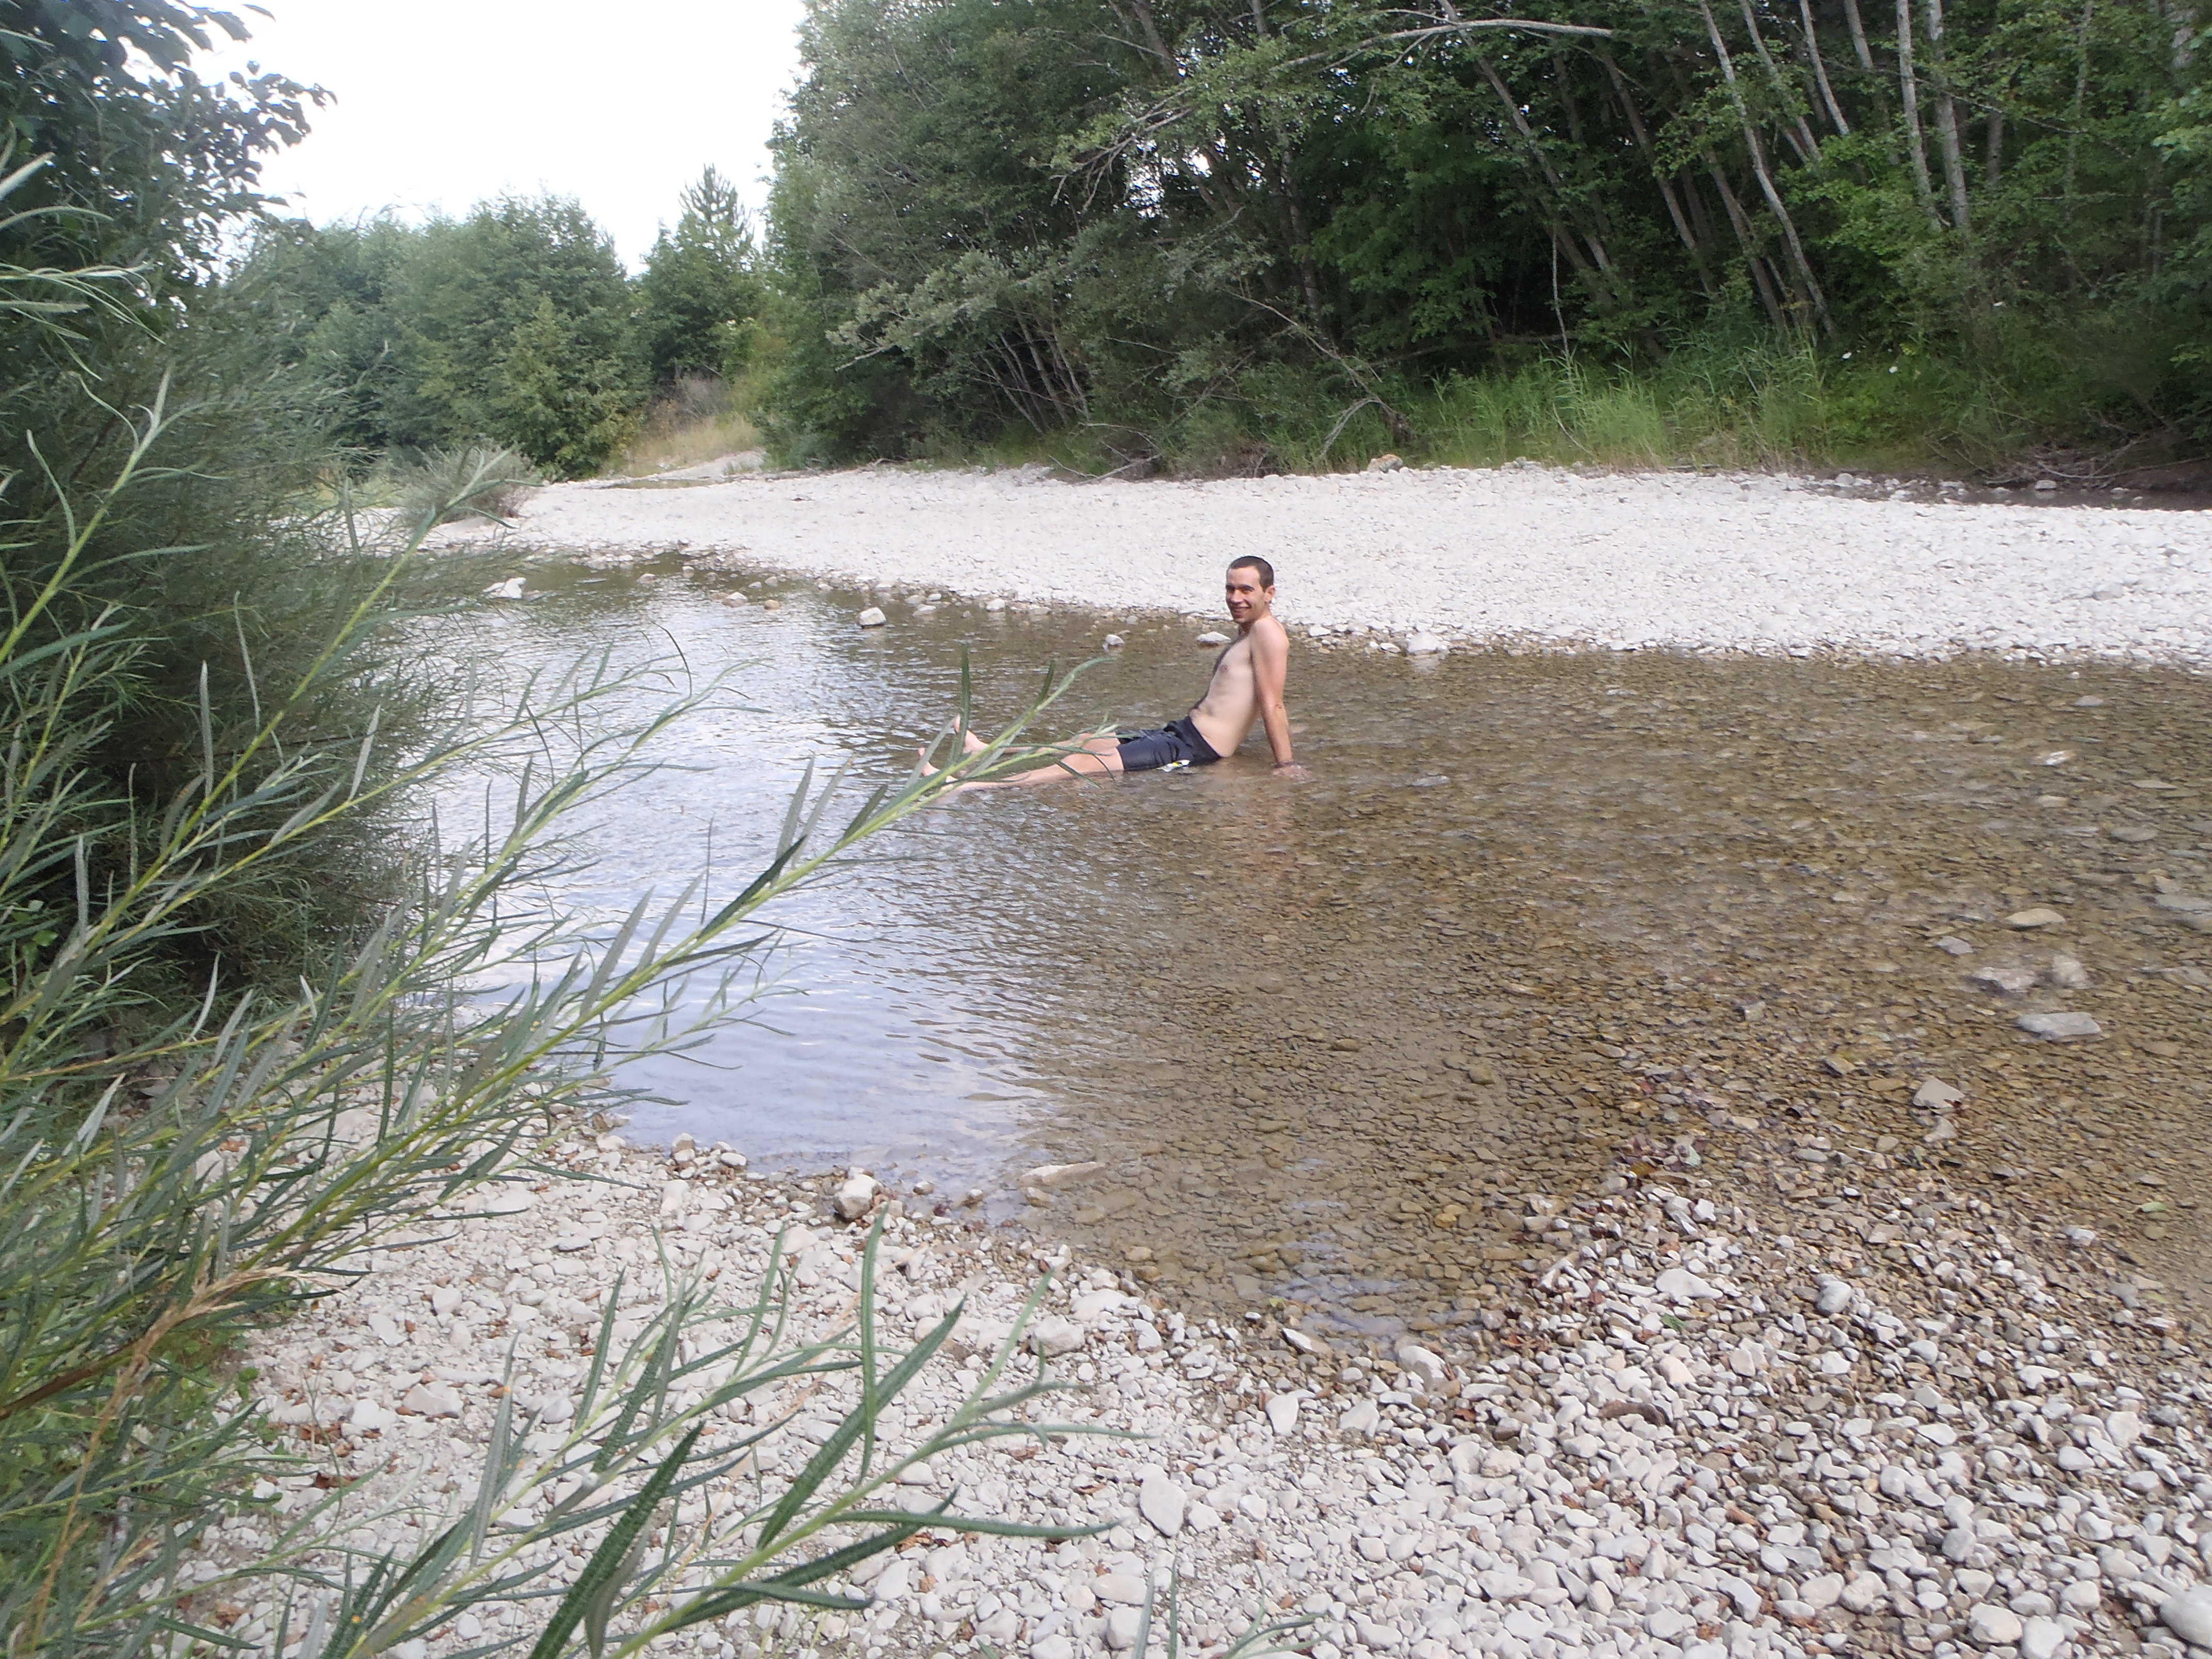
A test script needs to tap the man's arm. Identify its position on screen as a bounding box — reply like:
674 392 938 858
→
1250 621 1299 771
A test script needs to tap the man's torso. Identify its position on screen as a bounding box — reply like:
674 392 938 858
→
1185 621 1279 757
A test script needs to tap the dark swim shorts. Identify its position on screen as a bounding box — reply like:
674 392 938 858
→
1116 716 1222 773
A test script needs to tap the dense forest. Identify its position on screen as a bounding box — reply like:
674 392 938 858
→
242 169 761 476
236 1 2212 480
760 0 2212 475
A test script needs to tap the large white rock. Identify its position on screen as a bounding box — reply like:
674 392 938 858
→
1021 1161 1103 1190
1967 1604 2025 1648
1137 1467 1186 1537
1339 1399 1381 1435
833 1172 881 1219
1840 1574 1885 1613
1070 1288 1124 1320
1799 1573 1844 1611
2020 1616 2069 1659
2018 1011 2102 1040
1394 1342 1447 1389
1913 1077 1965 1110
2161 1586 2212 1647
1655 1266 1721 1303
1264 1391 1303 1435
1027 1316 1086 1358
2059 1579 2102 1613
400 1381 462 1419
855 607 887 627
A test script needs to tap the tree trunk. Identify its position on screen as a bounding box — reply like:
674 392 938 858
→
1737 0 1822 165
1985 107 2005 188
1841 0 1877 69
1115 0 1243 223
1894 0 1945 227
1281 172 1329 336
1697 0 1833 331
1703 153 1792 328
1473 56 1620 301
1245 0 1329 336
1923 0 1973 233
2062 0 2094 206
1604 56 1720 299
1799 0 1852 134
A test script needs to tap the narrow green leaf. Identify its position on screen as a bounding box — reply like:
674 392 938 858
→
525 1425 701 1659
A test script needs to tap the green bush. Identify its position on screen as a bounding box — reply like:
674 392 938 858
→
237 198 648 479
636 165 766 385
388 442 544 528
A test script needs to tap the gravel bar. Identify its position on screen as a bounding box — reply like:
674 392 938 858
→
434 464 2212 662
200 1121 2212 1659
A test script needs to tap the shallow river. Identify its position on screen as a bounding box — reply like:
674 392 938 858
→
475 555 2212 1339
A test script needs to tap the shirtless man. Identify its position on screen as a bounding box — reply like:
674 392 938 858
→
937 556 1303 784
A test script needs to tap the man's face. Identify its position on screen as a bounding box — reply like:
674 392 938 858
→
1225 566 1273 624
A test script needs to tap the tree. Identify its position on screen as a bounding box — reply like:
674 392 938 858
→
762 0 2212 466
635 164 765 382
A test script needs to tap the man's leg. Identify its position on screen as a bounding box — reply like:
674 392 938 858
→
923 733 1126 788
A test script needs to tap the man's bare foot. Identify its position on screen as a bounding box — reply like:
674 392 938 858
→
917 725 992 783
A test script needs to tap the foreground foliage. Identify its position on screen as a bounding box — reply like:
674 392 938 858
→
0 10 1108 1652
0 403 1109 1651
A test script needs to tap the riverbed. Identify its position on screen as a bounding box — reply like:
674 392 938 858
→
471 552 2212 1338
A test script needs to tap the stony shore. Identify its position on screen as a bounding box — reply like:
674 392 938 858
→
278 462 2212 1659
431 462 2212 663
213 1116 2212 1659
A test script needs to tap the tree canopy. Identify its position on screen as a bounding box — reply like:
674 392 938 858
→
761 0 2212 467
238 173 769 477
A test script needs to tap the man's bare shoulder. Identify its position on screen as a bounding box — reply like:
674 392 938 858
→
1248 614 1291 653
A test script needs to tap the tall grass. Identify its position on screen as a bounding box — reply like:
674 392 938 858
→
1410 341 2028 473
616 375 763 477
388 444 544 529
0 379 1127 1653
866 334 2082 479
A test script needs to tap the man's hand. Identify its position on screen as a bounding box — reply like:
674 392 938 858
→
1271 760 1310 781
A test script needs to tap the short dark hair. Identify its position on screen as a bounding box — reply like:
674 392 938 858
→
1228 555 1275 588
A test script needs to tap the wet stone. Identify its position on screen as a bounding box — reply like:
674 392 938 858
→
2018 1012 2103 1040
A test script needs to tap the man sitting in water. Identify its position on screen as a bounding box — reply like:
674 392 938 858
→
935 556 1303 784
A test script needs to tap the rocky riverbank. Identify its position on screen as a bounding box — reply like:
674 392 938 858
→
204 1121 2212 1659
433 462 2212 664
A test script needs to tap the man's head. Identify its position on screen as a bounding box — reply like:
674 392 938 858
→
1226 556 1275 625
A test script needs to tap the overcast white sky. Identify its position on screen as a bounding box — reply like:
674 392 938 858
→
206 0 811 267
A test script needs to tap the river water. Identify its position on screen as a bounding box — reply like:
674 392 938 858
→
470 554 2212 1338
